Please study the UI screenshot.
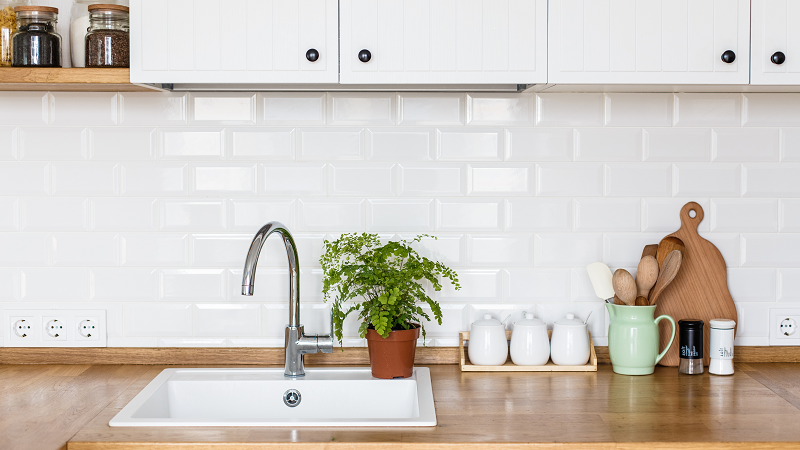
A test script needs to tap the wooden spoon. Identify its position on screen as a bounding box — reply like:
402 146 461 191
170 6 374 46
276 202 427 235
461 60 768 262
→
634 255 659 306
657 237 685 267
612 269 637 306
649 250 683 306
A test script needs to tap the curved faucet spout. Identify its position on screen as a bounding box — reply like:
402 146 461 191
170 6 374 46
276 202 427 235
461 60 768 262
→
241 221 300 328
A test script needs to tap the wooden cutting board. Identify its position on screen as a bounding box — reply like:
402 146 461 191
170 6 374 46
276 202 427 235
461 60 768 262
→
654 202 738 367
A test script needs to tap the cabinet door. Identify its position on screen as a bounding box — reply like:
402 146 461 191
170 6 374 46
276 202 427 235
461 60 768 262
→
548 0 750 84
130 0 338 84
752 0 800 85
339 0 547 85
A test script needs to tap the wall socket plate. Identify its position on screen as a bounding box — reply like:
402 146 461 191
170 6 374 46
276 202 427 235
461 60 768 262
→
769 308 800 346
2 309 107 348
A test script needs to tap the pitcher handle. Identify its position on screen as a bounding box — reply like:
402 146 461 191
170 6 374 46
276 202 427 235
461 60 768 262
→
654 315 676 365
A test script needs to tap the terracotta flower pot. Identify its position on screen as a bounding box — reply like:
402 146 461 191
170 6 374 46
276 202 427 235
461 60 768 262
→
365 326 420 379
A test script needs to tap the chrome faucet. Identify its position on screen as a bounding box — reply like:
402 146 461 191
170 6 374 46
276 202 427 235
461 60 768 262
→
242 221 333 377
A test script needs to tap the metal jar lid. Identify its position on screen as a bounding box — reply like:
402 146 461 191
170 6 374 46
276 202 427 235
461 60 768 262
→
679 319 705 329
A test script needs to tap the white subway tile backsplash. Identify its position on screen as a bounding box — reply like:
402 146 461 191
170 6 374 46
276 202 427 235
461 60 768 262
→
536 93 605 127
535 233 603 268
91 198 158 231
505 198 573 232
192 164 257 195
21 198 88 231
468 164 534 196
735 303 770 338
124 303 192 336
742 234 800 267
90 268 157 302
366 128 435 161
467 234 534 267
403 234 465 266
19 127 87 160
0 233 50 266
571 268 600 302
437 199 503 231
713 128 781 162
261 163 325 196
229 128 294 160
0 268 20 301
0 162 49 195
781 200 800 232
711 199 778 232
467 93 535 126
0 198 18 231
52 163 119 196
437 128 503 161
329 163 396 197
645 128 712 162
241 234 326 268
52 233 119 266
21 268 89 302
505 128 574 162
227 199 295 231
744 94 800 127
229 268 288 302
536 303 606 337
367 199 434 232
436 269 501 300
642 198 710 232
706 233 741 268
120 92 188 126
160 269 227 302
504 268 571 302
727 269 777 302
399 164 465 196
605 93 674 127
576 128 643 162
782 128 800 162
89 128 156 161
537 164 604 197
605 163 673 197
190 93 256 125
259 93 326 125
575 198 641 232
603 233 666 268
190 234 252 267
50 92 118 126
779 269 800 302
0 92 47 125
297 128 364 160
674 164 742 197
743 164 800 198
328 93 396 126
121 234 188 267
160 128 225 160
0 126 16 160
194 304 261 336
121 163 188 196
675 94 742 127
161 200 226 231
298 199 366 232
263 303 330 337
398 94 465 126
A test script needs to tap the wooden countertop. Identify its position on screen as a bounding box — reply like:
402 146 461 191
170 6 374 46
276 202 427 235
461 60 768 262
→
3 363 800 450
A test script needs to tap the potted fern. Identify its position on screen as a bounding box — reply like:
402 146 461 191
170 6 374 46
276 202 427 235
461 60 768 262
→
319 233 460 379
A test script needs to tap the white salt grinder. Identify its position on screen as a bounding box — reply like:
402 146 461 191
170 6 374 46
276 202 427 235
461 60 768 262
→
709 319 736 376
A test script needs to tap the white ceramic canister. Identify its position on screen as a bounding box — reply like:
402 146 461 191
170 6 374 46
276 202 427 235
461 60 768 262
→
550 313 590 366
510 313 550 366
468 314 508 366
709 318 736 376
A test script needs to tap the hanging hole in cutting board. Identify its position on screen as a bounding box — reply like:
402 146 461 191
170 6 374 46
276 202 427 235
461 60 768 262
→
689 210 696 218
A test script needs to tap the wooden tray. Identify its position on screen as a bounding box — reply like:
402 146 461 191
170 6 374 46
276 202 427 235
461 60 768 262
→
458 330 597 372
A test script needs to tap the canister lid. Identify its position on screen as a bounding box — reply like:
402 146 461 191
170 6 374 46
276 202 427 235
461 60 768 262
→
515 312 546 327
472 313 502 327
554 313 586 327
710 319 736 329
679 319 705 329
14 6 58 13
89 4 129 12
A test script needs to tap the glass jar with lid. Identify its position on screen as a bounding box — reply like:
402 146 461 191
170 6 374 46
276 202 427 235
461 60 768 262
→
70 0 127 68
85 3 129 67
12 5 61 67
0 0 28 67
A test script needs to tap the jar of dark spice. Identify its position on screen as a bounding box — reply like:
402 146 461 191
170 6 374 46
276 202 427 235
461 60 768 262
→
11 5 61 67
85 3 128 68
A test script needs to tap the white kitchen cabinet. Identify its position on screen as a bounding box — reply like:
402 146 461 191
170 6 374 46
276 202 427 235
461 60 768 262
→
130 0 339 84
751 0 800 85
548 0 750 85
339 0 548 85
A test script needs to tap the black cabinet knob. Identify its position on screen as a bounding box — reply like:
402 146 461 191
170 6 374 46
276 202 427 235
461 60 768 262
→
771 51 786 65
721 50 736 64
306 49 319 62
358 49 371 63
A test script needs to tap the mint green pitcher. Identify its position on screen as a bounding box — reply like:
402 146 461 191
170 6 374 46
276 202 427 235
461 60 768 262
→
607 304 676 376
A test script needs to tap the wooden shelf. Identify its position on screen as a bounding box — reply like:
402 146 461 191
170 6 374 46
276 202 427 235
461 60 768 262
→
0 68 160 92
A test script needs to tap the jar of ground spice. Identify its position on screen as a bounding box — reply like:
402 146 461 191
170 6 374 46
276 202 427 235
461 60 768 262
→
85 3 128 68
11 5 61 67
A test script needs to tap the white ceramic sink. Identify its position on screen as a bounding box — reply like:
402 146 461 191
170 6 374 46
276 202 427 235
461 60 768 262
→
109 367 436 427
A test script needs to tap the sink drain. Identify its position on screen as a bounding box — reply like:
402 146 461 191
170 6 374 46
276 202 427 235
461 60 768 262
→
283 389 301 407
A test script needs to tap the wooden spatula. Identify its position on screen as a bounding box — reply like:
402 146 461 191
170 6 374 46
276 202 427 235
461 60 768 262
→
649 250 683 306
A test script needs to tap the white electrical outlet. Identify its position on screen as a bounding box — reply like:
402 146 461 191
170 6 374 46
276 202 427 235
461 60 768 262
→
2 309 106 348
770 309 800 346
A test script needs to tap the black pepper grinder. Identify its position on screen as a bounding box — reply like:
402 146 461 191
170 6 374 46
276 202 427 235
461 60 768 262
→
678 319 704 375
